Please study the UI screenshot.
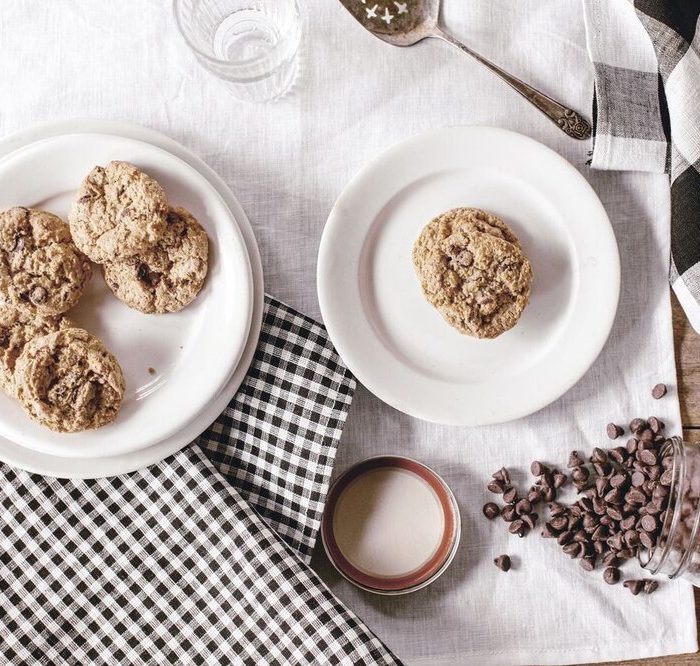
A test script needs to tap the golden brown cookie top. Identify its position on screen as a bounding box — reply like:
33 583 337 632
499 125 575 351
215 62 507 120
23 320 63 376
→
69 161 168 263
0 306 72 396
103 206 209 314
412 207 533 339
14 327 125 433
0 207 92 315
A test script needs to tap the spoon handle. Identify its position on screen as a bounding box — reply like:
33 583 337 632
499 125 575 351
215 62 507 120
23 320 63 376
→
433 27 592 140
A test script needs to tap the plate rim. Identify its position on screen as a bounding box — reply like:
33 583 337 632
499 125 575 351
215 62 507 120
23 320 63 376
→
0 118 265 478
317 125 621 426
0 131 254 458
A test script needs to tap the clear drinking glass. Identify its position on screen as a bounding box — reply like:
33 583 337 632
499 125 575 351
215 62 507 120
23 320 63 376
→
640 437 700 585
173 0 301 103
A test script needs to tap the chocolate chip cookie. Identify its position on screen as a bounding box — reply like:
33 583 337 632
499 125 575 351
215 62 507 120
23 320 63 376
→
103 207 209 314
0 207 92 315
412 207 533 339
15 327 126 433
0 307 71 396
69 161 168 263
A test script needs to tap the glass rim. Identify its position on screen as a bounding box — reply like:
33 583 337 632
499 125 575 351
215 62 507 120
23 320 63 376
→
172 0 301 70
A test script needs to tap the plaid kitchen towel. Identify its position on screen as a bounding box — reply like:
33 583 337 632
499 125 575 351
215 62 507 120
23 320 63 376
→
583 0 700 331
0 296 400 665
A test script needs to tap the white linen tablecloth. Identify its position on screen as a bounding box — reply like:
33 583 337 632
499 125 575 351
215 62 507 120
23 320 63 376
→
0 0 696 663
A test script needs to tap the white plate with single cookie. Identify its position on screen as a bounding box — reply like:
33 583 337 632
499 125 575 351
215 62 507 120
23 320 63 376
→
318 126 620 426
0 132 254 458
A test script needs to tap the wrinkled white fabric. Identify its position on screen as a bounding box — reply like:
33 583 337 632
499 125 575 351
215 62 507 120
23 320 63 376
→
0 0 696 663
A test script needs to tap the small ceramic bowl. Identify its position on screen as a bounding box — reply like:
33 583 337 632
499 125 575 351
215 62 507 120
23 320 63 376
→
321 455 460 595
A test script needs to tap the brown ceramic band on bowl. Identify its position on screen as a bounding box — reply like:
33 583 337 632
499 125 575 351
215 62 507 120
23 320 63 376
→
321 455 461 594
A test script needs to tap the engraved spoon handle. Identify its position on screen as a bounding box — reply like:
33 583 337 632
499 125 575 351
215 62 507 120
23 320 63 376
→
433 27 592 140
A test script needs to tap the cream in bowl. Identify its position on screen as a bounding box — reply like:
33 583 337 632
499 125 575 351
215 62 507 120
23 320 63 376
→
321 455 460 595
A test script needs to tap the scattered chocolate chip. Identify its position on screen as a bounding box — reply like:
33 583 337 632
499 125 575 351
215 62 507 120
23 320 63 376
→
515 499 532 516
647 417 664 434
541 523 559 538
609 474 628 489
607 533 623 551
602 552 619 567
623 579 644 595
580 555 596 571
643 580 659 594
623 530 640 548
653 484 669 500
509 519 527 538
487 480 505 494
571 466 590 485
522 513 538 530
492 467 511 484
553 472 567 489
631 471 646 488
501 505 517 522
620 515 636 531
557 530 573 546
503 486 518 504
568 451 585 468
626 489 647 505
607 423 624 440
563 542 582 558
640 514 657 533
573 529 588 543
568 515 583 531
639 531 655 550
482 503 500 520
591 448 608 464
549 516 568 531
659 468 673 486
609 447 628 464
494 554 511 571
651 383 667 399
639 449 658 466
603 566 620 585
629 418 646 435
646 465 661 481
530 461 549 477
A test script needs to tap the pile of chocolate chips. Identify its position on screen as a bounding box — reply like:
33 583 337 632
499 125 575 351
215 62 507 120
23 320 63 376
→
483 385 671 595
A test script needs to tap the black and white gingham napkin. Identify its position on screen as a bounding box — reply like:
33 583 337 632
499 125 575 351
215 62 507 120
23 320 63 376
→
583 0 700 331
0 296 399 665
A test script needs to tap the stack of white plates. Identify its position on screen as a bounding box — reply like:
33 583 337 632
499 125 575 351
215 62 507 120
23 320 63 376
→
0 120 264 479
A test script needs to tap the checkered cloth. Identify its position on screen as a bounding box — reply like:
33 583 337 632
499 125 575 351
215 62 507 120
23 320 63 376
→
0 296 400 665
583 0 700 331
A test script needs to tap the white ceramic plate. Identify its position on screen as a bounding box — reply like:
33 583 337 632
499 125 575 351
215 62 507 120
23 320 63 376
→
318 127 620 426
0 119 264 477
0 133 253 458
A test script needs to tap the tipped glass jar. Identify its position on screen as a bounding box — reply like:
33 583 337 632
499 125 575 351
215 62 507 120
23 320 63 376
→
640 437 700 585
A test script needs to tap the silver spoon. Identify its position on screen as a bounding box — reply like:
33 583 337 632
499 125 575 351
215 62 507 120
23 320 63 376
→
338 0 592 140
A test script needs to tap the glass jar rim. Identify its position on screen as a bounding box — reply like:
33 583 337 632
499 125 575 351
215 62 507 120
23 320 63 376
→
172 0 301 70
